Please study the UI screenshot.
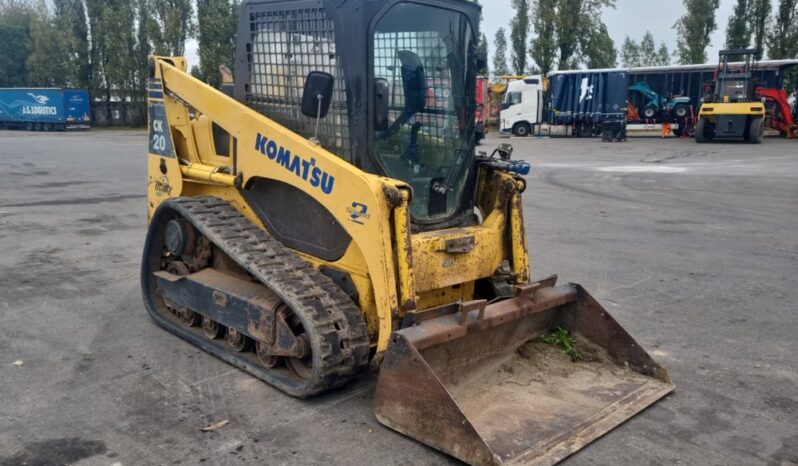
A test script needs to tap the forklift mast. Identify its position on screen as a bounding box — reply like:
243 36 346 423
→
714 48 758 103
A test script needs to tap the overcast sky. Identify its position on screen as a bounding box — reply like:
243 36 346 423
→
184 0 738 71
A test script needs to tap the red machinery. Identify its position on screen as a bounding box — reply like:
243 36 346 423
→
755 87 797 139
475 76 488 143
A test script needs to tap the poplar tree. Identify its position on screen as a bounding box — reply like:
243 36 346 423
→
657 43 671 66
149 0 194 56
510 0 530 74
493 27 510 76
581 23 617 69
135 0 152 125
725 0 751 49
639 32 657 65
53 0 90 89
529 0 557 75
555 0 614 68
749 0 771 59
674 0 721 64
26 2 68 87
478 33 489 75
767 0 797 59
620 37 641 67
527 0 615 72
196 0 238 87
85 0 113 122
104 1 138 125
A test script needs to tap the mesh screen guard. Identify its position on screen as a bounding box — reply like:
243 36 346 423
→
243 6 351 161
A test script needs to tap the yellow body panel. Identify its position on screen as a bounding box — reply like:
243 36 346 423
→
410 215 505 292
699 102 766 117
146 57 529 352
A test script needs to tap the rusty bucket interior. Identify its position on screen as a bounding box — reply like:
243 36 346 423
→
374 279 673 466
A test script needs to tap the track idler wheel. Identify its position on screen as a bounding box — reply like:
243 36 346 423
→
165 219 195 257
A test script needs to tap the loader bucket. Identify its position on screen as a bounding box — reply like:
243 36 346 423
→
374 278 673 466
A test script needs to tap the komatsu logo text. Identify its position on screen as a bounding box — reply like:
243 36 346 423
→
255 133 335 195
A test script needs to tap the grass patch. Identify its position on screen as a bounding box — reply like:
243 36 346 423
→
543 327 583 362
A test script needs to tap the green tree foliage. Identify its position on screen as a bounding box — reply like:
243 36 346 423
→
493 27 510 75
725 0 771 58
768 0 798 92
471 0 488 75
581 23 617 69
510 0 530 74
641 31 670 66
674 0 721 64
529 0 557 75
104 1 138 124
196 0 238 88
0 1 35 87
150 0 194 56
555 0 614 68
54 0 91 89
639 31 657 64
750 0 771 59
135 0 153 124
478 33 489 75
555 0 580 68
620 36 641 67
767 0 798 59
657 43 671 66
85 0 113 122
0 0 190 126
26 2 68 87
621 32 669 68
528 0 615 72
725 0 751 49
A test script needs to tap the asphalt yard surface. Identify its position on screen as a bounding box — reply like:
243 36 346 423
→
0 130 796 465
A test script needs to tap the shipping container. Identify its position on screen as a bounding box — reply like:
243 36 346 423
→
0 88 91 131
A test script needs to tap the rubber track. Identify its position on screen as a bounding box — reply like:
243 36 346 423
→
144 196 370 397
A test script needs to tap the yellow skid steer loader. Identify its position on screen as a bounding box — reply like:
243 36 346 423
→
141 1 673 464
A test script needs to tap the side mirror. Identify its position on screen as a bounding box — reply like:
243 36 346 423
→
374 78 390 131
301 71 334 119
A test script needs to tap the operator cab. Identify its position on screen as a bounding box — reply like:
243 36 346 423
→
234 0 482 229
713 48 758 103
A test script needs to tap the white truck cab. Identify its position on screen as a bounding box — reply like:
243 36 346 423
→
500 76 544 137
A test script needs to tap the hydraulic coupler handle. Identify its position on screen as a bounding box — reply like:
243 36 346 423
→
458 300 488 325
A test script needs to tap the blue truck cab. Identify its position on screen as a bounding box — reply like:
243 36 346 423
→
0 88 91 131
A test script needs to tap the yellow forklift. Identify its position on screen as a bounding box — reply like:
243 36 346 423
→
696 49 766 143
